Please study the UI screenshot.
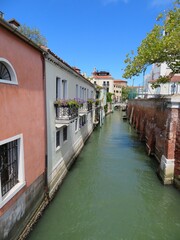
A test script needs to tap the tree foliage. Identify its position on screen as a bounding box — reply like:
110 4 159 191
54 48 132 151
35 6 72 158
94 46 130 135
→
121 86 131 101
19 24 47 46
123 1 180 84
106 92 114 102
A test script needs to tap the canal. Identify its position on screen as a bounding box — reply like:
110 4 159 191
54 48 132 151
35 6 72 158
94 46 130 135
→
27 111 180 240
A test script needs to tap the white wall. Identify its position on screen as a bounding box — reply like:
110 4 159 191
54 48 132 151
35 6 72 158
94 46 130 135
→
92 78 114 93
45 56 96 197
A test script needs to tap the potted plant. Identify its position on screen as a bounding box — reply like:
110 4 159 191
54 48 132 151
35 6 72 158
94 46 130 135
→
54 99 81 108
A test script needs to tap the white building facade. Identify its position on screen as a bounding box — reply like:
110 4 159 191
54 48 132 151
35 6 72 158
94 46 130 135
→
90 70 114 94
113 80 127 102
44 49 96 197
146 63 180 96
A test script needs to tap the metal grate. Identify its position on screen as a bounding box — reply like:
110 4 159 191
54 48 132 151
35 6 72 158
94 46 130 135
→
87 102 92 111
0 62 11 80
56 106 78 120
0 140 18 196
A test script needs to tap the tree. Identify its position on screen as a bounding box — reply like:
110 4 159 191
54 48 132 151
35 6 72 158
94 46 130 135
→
121 86 131 101
123 1 180 87
19 24 47 46
106 92 114 103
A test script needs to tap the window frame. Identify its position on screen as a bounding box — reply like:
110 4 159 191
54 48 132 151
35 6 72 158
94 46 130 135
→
0 58 18 85
76 84 78 99
75 118 78 132
56 129 61 151
62 79 67 100
0 134 25 208
56 77 61 99
63 126 68 142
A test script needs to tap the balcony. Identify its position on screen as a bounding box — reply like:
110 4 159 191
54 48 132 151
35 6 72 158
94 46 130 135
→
87 102 92 111
79 102 87 114
55 106 78 122
54 99 80 122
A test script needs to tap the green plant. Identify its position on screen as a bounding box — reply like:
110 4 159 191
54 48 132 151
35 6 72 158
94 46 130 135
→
106 92 113 103
104 104 108 113
87 98 95 103
54 99 81 108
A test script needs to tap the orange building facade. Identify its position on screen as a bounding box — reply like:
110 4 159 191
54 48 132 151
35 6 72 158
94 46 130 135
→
0 19 46 239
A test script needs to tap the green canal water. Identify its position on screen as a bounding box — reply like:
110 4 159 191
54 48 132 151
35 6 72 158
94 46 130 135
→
27 111 180 240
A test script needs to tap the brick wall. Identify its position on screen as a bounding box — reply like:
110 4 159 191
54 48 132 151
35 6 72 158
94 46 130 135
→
127 96 180 183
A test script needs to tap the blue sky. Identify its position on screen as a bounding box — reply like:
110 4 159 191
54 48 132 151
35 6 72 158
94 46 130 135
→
1 0 174 86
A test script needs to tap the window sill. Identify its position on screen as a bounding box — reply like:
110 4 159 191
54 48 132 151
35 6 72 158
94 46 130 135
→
56 146 61 152
0 181 26 209
0 80 18 85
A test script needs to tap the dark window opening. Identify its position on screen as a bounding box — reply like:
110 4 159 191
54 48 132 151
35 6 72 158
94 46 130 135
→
0 62 11 81
63 126 67 141
0 140 18 196
56 130 60 148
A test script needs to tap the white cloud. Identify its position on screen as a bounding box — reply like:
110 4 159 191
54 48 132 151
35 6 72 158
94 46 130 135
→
102 0 129 6
151 0 173 7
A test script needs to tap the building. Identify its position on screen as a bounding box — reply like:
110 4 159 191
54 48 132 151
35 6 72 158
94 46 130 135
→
43 49 96 197
90 70 114 93
148 75 180 96
113 80 127 102
94 85 107 126
146 63 180 96
0 17 46 239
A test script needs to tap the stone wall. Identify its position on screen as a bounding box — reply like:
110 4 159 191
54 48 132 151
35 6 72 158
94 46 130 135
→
0 174 45 240
127 95 180 185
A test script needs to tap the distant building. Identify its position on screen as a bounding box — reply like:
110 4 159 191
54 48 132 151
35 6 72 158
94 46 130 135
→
146 63 180 96
113 80 127 102
90 69 114 93
148 75 180 96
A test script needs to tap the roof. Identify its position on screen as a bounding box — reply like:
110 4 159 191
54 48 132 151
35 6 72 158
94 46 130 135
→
0 17 46 53
92 75 114 79
171 75 180 82
148 74 180 83
114 80 127 84
45 49 95 88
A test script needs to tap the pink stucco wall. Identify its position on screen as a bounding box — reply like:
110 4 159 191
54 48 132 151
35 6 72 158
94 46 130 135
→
0 25 46 213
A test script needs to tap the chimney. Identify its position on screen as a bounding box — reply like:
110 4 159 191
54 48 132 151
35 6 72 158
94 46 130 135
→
0 11 4 19
73 67 81 74
8 18 20 28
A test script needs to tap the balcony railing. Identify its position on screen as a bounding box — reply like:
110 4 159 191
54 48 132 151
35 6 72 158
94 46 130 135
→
56 106 78 120
87 102 92 111
79 102 87 114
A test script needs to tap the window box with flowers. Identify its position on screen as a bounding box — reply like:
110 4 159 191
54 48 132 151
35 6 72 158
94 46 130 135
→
95 99 100 107
87 98 95 111
54 99 80 120
78 99 87 114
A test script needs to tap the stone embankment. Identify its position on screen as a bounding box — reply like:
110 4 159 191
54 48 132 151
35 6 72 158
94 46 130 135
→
127 95 180 187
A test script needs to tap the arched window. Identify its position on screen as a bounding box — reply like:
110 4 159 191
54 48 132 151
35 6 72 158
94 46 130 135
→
0 58 18 85
0 62 11 80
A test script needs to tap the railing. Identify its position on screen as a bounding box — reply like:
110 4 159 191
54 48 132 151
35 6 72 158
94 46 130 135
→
56 106 78 120
79 103 87 114
95 101 100 108
87 102 92 111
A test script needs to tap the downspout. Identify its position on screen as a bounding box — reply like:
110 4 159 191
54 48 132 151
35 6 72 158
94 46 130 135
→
42 52 49 200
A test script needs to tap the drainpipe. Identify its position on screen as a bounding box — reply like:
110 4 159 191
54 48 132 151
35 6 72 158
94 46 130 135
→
42 52 49 199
